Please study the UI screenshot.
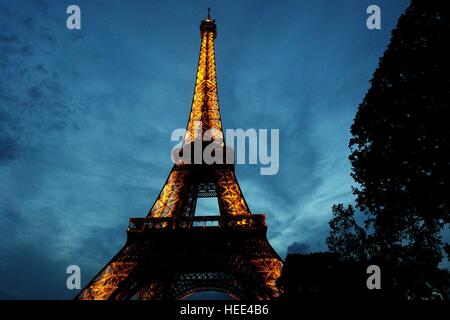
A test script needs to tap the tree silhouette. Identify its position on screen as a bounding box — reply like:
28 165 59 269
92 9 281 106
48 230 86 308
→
327 0 450 300
326 204 366 261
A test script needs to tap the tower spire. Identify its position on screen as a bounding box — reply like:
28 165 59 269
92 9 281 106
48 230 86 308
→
185 12 221 144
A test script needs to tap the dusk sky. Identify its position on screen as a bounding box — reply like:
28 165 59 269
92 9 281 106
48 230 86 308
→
0 0 411 299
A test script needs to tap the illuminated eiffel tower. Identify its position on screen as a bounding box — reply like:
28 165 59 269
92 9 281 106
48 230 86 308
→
76 9 283 300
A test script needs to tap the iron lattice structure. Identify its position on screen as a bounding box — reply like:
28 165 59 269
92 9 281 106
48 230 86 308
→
76 11 282 300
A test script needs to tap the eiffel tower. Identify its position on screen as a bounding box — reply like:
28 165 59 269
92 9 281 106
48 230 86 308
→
76 9 283 300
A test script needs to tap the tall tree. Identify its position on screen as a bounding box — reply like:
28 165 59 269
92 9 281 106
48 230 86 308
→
326 204 366 261
328 0 450 299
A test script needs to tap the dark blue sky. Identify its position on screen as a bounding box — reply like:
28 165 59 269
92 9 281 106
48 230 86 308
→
0 0 411 299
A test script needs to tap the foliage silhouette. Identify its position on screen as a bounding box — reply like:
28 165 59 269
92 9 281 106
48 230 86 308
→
326 0 450 300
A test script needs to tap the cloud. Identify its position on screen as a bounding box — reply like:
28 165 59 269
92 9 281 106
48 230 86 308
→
27 86 43 99
22 17 34 30
0 34 19 43
0 243 73 299
0 135 20 165
287 242 312 254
